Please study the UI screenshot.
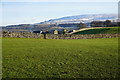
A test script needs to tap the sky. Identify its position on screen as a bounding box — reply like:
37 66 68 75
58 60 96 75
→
0 0 119 26
1 0 120 2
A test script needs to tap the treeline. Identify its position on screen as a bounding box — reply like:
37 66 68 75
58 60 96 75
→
77 20 120 29
90 20 120 27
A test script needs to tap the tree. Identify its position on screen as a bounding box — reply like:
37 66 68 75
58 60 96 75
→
91 21 105 27
104 20 111 27
77 22 87 29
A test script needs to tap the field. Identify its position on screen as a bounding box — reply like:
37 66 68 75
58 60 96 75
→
74 27 119 34
2 38 119 79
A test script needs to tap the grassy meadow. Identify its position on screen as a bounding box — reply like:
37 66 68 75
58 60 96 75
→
2 38 119 79
74 27 119 34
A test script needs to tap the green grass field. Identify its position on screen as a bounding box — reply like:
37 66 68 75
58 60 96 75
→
74 27 119 34
2 38 119 79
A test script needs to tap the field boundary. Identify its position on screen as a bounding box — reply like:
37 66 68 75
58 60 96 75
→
1 31 119 39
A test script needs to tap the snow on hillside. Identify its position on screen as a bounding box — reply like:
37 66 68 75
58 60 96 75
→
39 14 117 24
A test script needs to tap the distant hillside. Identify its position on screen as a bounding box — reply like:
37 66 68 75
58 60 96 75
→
73 27 119 34
39 14 117 24
3 14 118 32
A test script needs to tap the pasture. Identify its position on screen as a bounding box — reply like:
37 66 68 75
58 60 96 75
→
2 38 119 79
74 27 119 34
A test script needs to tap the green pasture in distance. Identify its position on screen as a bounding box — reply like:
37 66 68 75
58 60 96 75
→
2 38 119 79
74 27 120 34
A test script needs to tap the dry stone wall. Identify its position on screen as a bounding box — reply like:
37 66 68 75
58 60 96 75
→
47 34 119 39
1 31 119 39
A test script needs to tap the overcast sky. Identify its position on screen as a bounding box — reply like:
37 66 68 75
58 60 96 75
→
1 0 120 2
0 0 119 26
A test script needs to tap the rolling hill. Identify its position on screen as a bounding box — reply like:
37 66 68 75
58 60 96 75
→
2 14 118 32
73 27 119 34
39 14 117 24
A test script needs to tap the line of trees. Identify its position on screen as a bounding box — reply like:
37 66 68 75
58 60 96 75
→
90 20 120 27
